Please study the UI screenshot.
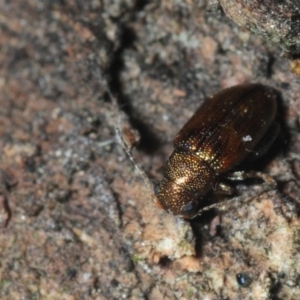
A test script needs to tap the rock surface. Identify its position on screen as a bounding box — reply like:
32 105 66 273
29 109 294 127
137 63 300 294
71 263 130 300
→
0 0 300 299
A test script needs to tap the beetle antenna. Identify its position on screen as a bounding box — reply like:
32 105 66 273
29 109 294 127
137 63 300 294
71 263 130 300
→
115 126 158 203
195 172 276 216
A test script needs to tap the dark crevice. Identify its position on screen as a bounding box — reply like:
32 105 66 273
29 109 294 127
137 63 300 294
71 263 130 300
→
189 209 218 257
158 255 172 268
269 278 283 300
266 53 275 78
134 0 151 11
108 24 161 154
111 190 125 228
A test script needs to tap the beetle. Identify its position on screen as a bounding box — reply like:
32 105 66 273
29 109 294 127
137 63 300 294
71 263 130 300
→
154 83 279 218
117 83 279 219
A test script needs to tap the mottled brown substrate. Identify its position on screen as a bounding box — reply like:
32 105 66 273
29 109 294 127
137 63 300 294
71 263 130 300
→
0 0 300 299
211 0 300 74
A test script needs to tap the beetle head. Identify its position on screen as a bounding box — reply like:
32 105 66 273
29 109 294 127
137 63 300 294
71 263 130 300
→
155 150 215 218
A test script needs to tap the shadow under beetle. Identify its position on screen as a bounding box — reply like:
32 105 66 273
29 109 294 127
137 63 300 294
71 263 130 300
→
117 83 279 219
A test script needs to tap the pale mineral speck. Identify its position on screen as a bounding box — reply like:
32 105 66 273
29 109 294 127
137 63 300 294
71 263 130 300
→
243 135 252 142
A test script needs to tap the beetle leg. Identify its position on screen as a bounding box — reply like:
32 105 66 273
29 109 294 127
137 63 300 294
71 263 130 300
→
225 170 255 181
195 172 276 217
213 182 233 195
225 170 275 183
